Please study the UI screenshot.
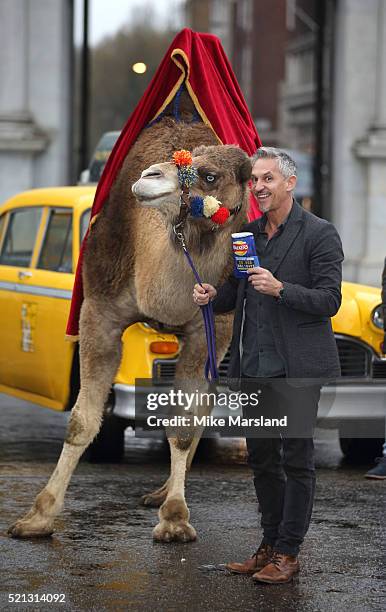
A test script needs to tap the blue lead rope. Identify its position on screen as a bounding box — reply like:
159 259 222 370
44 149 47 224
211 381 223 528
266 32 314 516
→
175 230 218 382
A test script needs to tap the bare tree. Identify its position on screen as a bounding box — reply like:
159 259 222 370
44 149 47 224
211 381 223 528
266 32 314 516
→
89 17 175 151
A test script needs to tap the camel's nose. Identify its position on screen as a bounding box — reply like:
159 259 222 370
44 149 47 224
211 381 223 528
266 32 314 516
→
140 165 164 179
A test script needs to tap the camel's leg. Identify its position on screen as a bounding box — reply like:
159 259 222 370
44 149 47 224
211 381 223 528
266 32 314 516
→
151 314 232 541
8 301 126 538
140 418 206 508
152 397 216 542
141 420 213 508
141 478 171 508
141 313 233 509
153 437 196 542
141 421 210 508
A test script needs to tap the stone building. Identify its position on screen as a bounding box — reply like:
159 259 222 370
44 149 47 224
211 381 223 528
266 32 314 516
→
332 0 386 285
184 0 233 56
0 0 73 202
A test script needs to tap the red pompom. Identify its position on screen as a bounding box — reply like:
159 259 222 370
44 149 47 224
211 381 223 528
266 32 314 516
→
211 206 230 225
172 149 193 166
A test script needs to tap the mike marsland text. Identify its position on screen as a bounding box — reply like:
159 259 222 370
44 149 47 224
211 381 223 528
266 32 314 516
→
146 415 288 428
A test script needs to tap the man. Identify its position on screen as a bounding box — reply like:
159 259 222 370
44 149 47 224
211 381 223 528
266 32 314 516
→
365 256 386 479
193 147 344 584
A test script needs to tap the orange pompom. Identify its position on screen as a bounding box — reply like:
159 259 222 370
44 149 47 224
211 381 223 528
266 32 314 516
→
211 207 230 225
172 149 193 166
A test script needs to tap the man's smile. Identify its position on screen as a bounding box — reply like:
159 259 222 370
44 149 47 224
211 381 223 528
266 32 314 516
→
256 191 272 203
256 192 271 201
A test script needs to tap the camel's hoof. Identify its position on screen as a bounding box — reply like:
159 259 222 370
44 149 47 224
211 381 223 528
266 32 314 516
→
153 520 197 543
141 491 167 508
7 517 54 539
153 495 195 542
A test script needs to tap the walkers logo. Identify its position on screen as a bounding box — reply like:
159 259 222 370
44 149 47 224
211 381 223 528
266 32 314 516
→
232 240 249 257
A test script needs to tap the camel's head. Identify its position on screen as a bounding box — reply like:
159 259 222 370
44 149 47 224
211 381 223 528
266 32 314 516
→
132 145 252 226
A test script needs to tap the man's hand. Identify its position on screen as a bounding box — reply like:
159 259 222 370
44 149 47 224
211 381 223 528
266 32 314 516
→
193 283 217 306
247 267 283 297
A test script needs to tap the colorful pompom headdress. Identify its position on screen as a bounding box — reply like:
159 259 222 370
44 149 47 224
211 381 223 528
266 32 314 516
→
172 149 230 225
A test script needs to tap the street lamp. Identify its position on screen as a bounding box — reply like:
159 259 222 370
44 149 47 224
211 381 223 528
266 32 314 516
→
132 62 147 74
79 0 90 177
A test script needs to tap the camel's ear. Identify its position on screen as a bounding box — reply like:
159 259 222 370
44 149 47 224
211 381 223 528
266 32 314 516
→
238 158 252 184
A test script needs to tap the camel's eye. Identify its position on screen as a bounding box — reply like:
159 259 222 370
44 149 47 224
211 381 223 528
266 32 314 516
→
198 168 218 184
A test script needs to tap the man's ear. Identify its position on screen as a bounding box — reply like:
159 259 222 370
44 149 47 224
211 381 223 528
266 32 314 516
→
286 175 297 192
238 158 252 184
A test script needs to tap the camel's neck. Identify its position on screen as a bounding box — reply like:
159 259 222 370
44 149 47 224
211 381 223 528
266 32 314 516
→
169 219 228 257
132 206 243 326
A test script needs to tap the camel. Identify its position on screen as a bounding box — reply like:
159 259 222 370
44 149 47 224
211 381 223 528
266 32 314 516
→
8 93 252 542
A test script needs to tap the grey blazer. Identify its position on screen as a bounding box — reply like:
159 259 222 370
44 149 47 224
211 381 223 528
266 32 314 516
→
213 201 344 381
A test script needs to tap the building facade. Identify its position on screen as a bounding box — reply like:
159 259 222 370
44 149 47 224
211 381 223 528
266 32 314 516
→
185 0 233 56
332 0 386 285
0 0 73 202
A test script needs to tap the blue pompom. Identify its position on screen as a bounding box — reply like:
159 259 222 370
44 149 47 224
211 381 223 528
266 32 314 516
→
190 196 204 217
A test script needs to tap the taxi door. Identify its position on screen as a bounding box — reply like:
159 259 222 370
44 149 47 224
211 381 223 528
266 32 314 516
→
0 206 44 391
0 206 75 410
18 206 76 409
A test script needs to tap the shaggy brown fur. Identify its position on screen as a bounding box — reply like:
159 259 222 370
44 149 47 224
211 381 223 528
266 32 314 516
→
8 93 252 543
84 119 217 299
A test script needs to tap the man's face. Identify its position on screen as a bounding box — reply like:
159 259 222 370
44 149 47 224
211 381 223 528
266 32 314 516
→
251 158 296 213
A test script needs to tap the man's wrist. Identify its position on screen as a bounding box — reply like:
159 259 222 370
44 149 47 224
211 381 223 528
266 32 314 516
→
275 281 284 299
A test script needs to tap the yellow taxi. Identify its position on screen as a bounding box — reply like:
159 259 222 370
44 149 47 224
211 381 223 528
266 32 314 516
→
0 186 179 460
0 186 385 462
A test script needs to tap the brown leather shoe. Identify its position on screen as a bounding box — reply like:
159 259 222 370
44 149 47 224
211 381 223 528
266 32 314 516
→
225 544 273 574
252 552 300 584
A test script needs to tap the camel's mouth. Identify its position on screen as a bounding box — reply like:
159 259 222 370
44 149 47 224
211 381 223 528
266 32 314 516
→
132 162 179 206
132 179 177 205
134 190 174 203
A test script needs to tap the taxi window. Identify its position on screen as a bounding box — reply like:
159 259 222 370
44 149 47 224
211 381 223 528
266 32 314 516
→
38 208 73 272
80 209 91 244
0 214 5 247
0 207 42 267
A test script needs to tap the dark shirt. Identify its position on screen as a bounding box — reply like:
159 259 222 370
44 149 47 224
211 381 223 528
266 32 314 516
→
241 207 292 377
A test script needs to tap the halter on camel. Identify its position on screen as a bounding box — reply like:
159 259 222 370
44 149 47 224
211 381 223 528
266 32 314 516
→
171 149 241 382
172 149 242 232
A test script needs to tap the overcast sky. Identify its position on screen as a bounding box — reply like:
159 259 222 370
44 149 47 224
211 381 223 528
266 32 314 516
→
74 0 184 46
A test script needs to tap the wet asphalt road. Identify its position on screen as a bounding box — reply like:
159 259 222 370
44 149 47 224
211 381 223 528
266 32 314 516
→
0 393 385 612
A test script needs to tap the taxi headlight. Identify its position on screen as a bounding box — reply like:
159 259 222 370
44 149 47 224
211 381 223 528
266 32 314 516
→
371 305 384 330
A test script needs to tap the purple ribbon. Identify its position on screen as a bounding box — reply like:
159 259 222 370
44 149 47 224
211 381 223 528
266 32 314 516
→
182 246 219 382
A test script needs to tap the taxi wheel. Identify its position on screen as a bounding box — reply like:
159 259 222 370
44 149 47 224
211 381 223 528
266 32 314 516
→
86 412 127 463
